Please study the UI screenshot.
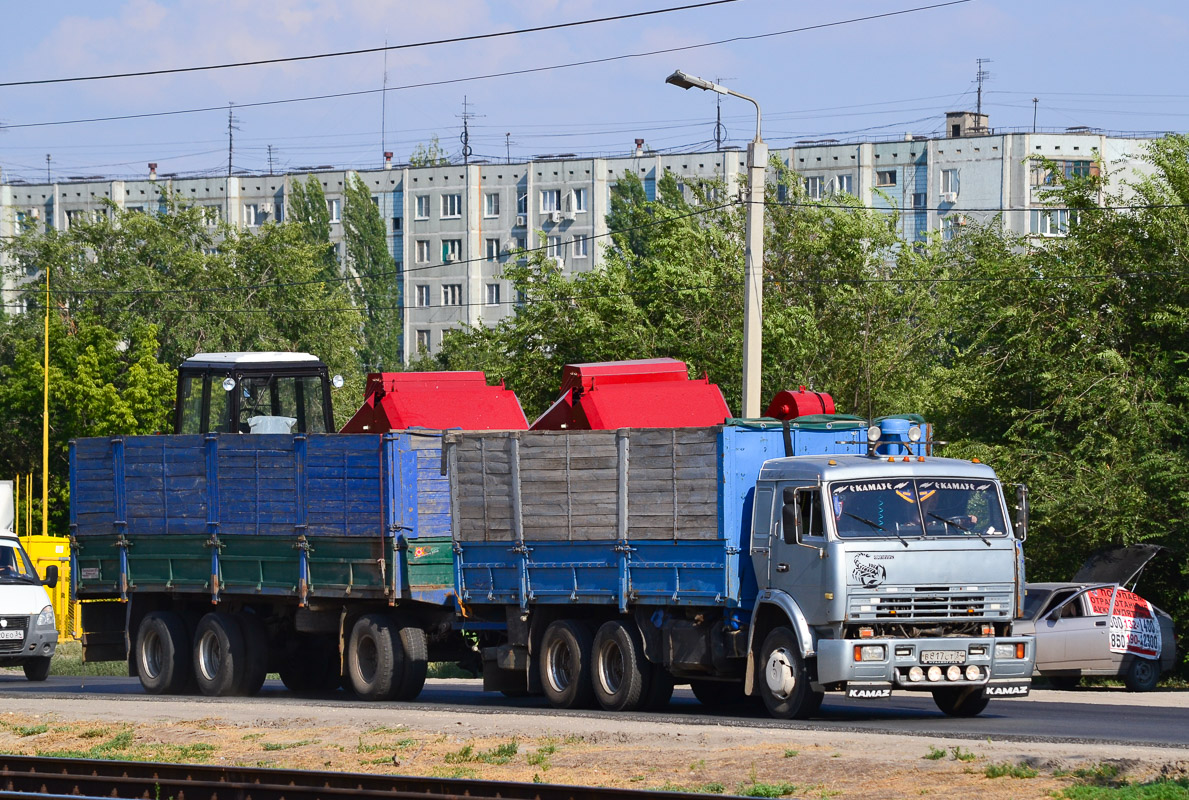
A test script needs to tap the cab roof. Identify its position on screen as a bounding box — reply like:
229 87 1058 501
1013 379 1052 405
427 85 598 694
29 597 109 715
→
757 453 1000 483
181 352 325 369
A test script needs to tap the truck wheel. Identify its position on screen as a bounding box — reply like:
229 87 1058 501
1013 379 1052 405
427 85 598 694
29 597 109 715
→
756 627 821 720
690 678 747 708
347 614 401 700
279 635 341 693
393 622 429 701
643 669 675 710
932 687 989 717
539 619 595 709
22 657 51 682
1124 658 1160 692
592 620 650 712
136 610 192 695
235 612 269 696
193 612 248 697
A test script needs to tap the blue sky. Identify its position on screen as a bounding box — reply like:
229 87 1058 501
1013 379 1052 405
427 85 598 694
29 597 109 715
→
1 0 1185 182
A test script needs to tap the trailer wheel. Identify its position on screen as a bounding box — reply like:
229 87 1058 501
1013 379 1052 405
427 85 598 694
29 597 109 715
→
136 611 192 695
592 620 651 712
279 635 341 693
393 622 428 701
193 612 248 697
347 614 400 700
932 686 989 717
756 627 821 720
235 612 269 696
22 658 51 682
539 620 595 709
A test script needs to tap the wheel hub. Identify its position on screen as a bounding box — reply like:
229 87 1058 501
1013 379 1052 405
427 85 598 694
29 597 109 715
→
764 647 797 699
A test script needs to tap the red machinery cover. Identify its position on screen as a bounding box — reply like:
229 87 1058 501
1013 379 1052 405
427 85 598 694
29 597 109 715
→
765 386 835 420
340 372 528 432
530 358 731 430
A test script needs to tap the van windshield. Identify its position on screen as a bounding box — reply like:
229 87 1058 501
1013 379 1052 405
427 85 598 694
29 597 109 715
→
830 478 1007 541
0 542 40 585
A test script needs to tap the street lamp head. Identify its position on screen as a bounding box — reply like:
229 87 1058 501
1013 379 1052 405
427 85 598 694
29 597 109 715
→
665 70 720 93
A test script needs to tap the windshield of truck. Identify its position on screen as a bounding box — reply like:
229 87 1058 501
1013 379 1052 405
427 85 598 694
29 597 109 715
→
831 478 1007 540
0 541 40 585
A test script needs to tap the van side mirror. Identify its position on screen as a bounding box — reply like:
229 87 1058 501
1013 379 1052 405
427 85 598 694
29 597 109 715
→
42 564 58 589
1013 483 1029 541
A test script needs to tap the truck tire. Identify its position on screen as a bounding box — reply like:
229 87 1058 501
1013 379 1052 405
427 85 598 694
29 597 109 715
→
193 612 248 697
1124 658 1160 692
690 678 747 708
235 612 269 696
347 614 401 700
539 619 596 710
932 687 989 717
592 620 650 712
22 657 51 682
136 610 192 695
393 622 429 701
279 635 341 693
756 627 821 720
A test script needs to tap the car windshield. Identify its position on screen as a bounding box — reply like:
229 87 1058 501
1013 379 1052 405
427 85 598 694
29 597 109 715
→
831 478 1007 540
1022 588 1055 619
0 542 40 585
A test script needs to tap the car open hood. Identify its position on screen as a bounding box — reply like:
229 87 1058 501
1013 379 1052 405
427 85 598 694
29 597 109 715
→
1071 543 1164 587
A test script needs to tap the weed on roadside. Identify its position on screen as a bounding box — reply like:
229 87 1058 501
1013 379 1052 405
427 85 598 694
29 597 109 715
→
526 743 557 770
923 746 946 760
261 740 318 751
985 762 1038 779
949 746 977 762
444 741 519 765
736 781 799 798
13 724 48 737
783 750 799 759
1060 777 1189 799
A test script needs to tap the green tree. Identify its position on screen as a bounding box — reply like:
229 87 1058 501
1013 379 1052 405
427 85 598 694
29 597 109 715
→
343 173 402 370
287 174 337 279
408 136 451 167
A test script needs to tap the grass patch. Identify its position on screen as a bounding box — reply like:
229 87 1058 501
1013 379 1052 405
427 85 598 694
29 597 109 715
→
736 781 799 798
950 746 977 762
1057 764 1124 784
365 725 408 735
526 743 557 770
431 766 478 780
427 662 478 680
261 740 319 751
985 762 1038 779
14 724 48 737
923 746 946 761
47 641 127 677
444 741 518 765
1061 778 1189 799
783 749 799 759
657 782 726 794
242 733 264 741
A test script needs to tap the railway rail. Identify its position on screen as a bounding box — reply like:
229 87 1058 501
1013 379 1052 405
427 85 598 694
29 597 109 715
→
0 754 733 800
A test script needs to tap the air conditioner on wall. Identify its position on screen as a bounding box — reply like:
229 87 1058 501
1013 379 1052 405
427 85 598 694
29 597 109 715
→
940 192 958 203
260 202 274 214
515 215 526 227
563 211 576 221
549 211 563 223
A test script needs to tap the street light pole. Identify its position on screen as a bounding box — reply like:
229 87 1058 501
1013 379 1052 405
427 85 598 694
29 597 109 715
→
666 70 766 418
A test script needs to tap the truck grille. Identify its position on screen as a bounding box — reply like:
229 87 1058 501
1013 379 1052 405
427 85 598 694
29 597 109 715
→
0 616 28 653
848 586 1012 622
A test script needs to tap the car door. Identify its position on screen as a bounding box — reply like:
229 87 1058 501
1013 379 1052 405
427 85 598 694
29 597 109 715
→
1040 588 1111 671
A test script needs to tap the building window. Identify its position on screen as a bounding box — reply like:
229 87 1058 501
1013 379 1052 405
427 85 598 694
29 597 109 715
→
392 217 401 232
941 168 960 196
327 198 341 222
572 236 588 258
274 201 284 222
416 330 431 351
416 240 431 263
803 177 823 200
485 283 501 306
415 195 430 219
569 188 587 213
415 285 431 307
517 191 528 214
912 193 927 209
540 189 561 212
484 192 500 217
546 236 563 259
485 238 500 260
243 204 260 226
441 194 462 218
64 209 86 229
836 174 854 194
875 170 896 187
1030 208 1076 237
515 236 527 259
442 239 461 262
442 284 462 306
202 205 221 225
941 216 958 241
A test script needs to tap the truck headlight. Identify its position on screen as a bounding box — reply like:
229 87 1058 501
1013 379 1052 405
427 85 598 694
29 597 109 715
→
994 643 1023 659
853 644 886 662
36 605 55 628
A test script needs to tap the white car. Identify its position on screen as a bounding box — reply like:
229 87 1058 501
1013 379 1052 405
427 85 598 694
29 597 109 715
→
0 533 59 681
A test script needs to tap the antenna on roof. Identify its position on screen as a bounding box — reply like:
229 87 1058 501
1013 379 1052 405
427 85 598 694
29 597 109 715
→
976 58 992 121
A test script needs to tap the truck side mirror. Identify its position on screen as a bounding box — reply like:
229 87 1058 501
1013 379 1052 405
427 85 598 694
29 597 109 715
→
1013 483 1029 541
42 564 58 589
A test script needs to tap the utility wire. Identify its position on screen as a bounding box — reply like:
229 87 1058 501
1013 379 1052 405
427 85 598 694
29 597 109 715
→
1 0 971 132
0 1 737 88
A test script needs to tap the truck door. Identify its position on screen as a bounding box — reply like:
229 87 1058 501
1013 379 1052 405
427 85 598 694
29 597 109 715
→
770 485 828 620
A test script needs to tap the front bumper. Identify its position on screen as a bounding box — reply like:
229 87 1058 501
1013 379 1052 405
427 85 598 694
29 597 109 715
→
0 621 57 666
816 636 1033 698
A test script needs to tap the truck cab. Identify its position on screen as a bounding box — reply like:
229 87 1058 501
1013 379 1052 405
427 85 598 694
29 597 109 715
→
174 352 338 434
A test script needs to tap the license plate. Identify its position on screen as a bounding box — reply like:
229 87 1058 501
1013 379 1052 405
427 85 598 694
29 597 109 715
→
0 630 23 641
921 650 965 665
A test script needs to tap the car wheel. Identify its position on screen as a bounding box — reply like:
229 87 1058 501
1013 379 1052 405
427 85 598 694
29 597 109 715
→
932 686 989 717
22 657 51 682
756 627 821 720
1124 658 1160 692
539 619 595 710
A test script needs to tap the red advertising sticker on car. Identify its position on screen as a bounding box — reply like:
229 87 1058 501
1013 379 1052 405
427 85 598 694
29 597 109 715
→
1090 587 1161 659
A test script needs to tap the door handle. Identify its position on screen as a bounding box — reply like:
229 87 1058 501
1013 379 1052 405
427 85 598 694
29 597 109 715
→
1095 620 1106 627
776 563 789 573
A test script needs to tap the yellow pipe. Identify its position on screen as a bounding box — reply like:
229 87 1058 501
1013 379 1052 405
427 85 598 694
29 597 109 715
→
13 474 18 538
42 268 49 537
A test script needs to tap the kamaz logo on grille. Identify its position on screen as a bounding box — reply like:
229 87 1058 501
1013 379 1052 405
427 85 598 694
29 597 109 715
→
847 687 892 698
984 684 1030 697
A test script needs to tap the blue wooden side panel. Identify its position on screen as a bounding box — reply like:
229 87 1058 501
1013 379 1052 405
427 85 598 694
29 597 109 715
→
304 435 386 537
404 432 452 539
70 438 118 537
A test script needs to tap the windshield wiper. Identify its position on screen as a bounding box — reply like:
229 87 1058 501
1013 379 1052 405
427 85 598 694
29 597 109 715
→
928 512 992 547
845 512 909 548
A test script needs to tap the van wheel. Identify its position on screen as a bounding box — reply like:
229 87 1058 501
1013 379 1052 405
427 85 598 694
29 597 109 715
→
235 612 269 696
932 687 989 717
193 612 247 697
539 620 595 709
756 627 821 720
136 611 192 694
347 614 400 700
1124 658 1160 692
23 657 51 682
592 620 650 712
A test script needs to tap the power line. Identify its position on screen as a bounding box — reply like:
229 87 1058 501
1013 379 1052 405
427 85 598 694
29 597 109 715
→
0 1 972 132
0 1 738 89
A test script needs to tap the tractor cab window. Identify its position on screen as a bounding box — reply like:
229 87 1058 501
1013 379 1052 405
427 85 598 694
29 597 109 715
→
237 375 328 434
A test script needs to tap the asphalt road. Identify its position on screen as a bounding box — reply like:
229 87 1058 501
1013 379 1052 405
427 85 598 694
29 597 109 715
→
2 675 1186 749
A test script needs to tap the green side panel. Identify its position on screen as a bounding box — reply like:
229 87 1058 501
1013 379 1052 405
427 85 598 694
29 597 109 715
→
74 534 123 596
306 535 387 595
219 536 301 593
406 536 454 589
